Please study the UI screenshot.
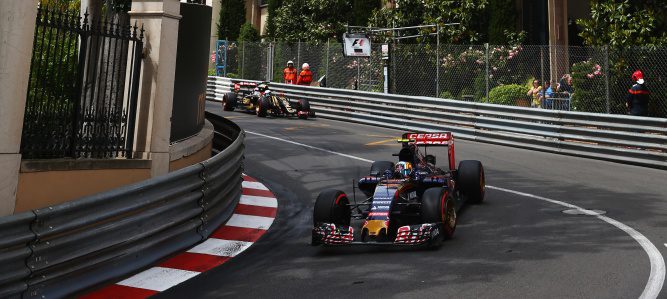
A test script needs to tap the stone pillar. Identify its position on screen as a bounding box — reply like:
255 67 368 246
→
0 0 38 216
548 0 569 82
129 0 181 177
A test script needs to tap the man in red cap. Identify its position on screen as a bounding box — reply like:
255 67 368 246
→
626 70 650 116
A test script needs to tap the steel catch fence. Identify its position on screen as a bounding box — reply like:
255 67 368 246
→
215 41 667 118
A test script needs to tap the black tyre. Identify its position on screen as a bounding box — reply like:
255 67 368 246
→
222 92 237 111
313 189 351 226
256 96 269 117
421 187 456 242
458 160 485 204
298 98 311 111
370 161 394 177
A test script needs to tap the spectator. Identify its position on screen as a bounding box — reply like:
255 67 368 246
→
626 70 650 116
557 74 574 96
283 60 297 84
527 79 543 108
542 81 554 109
297 63 313 85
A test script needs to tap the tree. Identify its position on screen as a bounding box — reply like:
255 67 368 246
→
272 0 352 42
487 0 517 44
351 0 381 26
577 0 667 48
265 0 282 38
239 23 260 41
217 0 245 41
368 0 488 44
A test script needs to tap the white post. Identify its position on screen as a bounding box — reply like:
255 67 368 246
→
129 0 181 177
0 0 38 215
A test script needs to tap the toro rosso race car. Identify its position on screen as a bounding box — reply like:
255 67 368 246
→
312 132 485 248
222 81 312 119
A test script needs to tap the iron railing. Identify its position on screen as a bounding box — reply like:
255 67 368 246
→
22 5 144 159
0 112 244 298
207 76 667 170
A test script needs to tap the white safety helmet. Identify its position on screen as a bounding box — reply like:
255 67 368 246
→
302 63 310 70
287 60 294 66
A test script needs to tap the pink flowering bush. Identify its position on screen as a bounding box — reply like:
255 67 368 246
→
571 59 606 112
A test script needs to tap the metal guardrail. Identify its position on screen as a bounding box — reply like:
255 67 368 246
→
0 112 244 298
207 76 667 170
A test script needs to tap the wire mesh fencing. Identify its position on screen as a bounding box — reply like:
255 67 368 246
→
218 40 667 118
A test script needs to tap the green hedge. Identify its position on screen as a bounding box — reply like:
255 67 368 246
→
488 84 528 106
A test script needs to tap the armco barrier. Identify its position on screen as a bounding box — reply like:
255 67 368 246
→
0 112 243 298
207 76 666 170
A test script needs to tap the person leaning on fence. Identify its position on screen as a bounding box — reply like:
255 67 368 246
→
626 70 650 116
297 63 313 86
542 81 554 109
283 60 297 84
527 79 543 108
557 74 574 96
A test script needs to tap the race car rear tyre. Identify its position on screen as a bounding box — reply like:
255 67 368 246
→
222 92 237 111
458 160 485 204
313 189 351 226
421 187 456 245
370 161 394 177
298 99 311 111
256 96 269 117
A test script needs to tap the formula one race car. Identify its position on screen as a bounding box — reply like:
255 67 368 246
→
312 132 485 248
222 81 311 119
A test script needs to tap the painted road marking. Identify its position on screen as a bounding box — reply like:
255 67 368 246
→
82 176 277 299
240 194 279 208
246 130 666 299
247 130 374 163
187 238 254 257
226 214 275 229
116 267 200 292
365 138 399 146
242 181 270 190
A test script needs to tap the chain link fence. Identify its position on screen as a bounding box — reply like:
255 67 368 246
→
217 41 667 117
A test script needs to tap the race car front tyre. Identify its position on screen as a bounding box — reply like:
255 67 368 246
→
421 187 456 246
256 96 269 117
222 92 237 111
370 161 394 177
313 189 351 227
458 160 485 204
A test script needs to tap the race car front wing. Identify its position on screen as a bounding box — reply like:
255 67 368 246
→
312 223 440 246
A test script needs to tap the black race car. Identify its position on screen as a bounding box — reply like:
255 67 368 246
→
222 82 311 119
312 132 485 247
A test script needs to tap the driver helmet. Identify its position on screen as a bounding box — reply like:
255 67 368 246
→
395 161 413 178
257 83 269 92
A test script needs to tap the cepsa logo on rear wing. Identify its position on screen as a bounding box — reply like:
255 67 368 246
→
398 132 453 145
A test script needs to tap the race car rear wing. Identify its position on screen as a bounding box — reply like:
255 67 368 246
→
398 132 456 170
398 132 453 146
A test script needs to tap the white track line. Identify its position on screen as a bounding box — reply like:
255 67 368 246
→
240 195 279 208
117 267 200 292
246 130 665 299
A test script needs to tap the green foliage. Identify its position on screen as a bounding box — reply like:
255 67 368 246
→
577 0 667 48
571 60 606 112
239 23 260 42
217 0 245 40
272 0 352 42
439 91 454 99
368 0 488 44
488 84 528 106
352 0 381 26
487 0 517 44
265 0 282 38
226 73 239 79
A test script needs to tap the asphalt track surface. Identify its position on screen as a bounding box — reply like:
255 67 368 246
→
159 102 667 298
